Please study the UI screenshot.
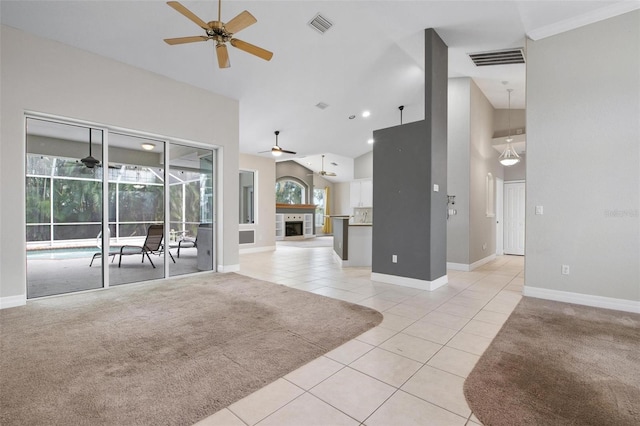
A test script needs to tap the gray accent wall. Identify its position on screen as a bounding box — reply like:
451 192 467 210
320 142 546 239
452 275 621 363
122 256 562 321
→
525 10 639 303
371 29 448 282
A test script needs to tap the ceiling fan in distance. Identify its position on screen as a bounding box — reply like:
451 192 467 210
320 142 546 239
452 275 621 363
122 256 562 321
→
318 155 337 176
260 131 296 157
163 0 273 68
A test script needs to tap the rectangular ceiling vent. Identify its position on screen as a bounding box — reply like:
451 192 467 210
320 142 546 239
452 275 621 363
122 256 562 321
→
308 13 333 34
469 48 525 66
315 102 329 110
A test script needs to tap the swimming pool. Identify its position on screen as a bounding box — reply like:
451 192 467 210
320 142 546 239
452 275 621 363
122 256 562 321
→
27 247 98 260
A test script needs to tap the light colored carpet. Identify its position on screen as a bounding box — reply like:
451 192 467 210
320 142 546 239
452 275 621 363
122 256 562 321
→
464 297 640 426
0 272 382 426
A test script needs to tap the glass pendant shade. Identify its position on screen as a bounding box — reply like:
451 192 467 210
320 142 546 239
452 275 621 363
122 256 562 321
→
499 143 521 166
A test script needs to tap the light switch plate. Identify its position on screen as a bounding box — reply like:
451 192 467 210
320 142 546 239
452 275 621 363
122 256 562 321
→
433 184 439 192
535 205 544 215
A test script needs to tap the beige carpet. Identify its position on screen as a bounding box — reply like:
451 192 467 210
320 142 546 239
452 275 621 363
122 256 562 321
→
0 273 382 426
464 297 640 426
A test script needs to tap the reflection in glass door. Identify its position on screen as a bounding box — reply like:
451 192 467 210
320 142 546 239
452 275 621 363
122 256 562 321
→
169 143 215 276
25 118 104 298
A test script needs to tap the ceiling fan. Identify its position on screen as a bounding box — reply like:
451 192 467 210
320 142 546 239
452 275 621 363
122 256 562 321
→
163 0 273 68
318 155 337 176
81 128 100 169
260 131 296 157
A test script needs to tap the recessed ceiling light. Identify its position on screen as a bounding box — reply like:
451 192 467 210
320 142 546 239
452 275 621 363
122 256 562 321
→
141 143 155 151
349 115 356 120
367 139 374 144
362 111 371 118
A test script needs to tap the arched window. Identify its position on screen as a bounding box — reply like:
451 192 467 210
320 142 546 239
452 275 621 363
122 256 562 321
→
275 179 306 204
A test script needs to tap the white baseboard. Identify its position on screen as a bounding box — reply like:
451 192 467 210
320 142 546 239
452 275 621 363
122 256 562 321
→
239 245 276 254
524 286 640 314
0 294 26 310
447 254 496 272
371 273 448 291
218 264 240 273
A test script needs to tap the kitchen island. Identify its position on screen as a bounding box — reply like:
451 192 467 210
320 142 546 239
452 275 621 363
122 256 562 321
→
330 216 372 267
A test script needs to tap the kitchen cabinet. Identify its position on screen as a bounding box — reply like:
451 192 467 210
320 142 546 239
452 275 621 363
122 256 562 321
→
350 179 373 208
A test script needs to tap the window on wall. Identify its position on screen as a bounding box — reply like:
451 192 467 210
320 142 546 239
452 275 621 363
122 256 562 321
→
313 189 325 227
275 179 305 204
239 170 255 224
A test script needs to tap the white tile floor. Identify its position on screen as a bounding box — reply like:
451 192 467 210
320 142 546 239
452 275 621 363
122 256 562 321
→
195 241 524 426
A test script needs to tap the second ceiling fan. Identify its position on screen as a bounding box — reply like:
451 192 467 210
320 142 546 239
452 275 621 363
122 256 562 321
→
164 0 273 68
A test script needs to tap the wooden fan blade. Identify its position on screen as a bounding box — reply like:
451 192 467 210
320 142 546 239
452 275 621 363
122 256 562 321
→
280 149 297 155
167 1 209 30
164 36 209 45
230 38 273 61
323 172 337 177
216 43 230 68
224 10 257 34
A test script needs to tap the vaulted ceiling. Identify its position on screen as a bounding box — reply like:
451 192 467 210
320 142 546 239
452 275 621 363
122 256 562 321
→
2 1 635 180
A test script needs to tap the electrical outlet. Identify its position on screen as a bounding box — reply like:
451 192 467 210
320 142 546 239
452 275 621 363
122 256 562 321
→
562 265 570 275
392 254 398 263
482 243 487 250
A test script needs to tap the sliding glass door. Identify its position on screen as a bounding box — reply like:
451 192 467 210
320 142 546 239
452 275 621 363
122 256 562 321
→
25 118 104 298
25 117 216 298
108 133 166 286
168 143 215 276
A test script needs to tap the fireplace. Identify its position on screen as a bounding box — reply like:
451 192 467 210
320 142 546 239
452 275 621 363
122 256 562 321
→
284 214 304 238
285 221 303 237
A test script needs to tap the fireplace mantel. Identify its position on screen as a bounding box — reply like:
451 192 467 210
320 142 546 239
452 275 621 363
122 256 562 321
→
276 203 316 210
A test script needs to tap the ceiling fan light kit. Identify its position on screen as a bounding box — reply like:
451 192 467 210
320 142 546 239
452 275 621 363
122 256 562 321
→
81 128 100 169
261 130 296 157
164 0 273 69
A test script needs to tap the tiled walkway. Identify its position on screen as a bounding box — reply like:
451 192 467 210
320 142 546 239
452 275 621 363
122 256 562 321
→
197 242 524 426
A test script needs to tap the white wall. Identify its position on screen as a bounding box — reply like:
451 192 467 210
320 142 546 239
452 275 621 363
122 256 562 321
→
469 80 502 264
525 10 640 310
333 182 351 216
239 154 275 252
0 26 240 304
446 78 472 265
354 151 373 179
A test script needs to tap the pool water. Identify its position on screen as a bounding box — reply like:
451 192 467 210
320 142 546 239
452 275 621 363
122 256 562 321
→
27 247 99 260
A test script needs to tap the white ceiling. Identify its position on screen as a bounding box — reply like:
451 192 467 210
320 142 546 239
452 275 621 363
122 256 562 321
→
2 1 636 181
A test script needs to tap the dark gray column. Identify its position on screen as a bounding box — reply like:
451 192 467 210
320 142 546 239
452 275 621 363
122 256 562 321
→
371 29 447 289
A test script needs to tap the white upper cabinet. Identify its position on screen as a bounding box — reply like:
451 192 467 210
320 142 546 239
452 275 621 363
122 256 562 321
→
350 179 373 208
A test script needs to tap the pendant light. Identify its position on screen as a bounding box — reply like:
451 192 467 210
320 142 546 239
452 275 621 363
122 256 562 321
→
499 89 521 167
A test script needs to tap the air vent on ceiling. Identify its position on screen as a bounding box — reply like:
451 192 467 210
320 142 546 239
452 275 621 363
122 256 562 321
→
308 13 333 34
316 102 329 110
468 48 525 66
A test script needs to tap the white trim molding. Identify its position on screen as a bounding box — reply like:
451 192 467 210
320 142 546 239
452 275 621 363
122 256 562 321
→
239 245 276 255
371 273 448 291
527 2 640 41
524 286 640 314
218 264 240 273
447 254 496 272
0 294 27 310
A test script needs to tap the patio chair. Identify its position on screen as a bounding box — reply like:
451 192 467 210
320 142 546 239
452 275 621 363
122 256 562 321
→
175 234 197 258
89 230 120 267
118 224 175 268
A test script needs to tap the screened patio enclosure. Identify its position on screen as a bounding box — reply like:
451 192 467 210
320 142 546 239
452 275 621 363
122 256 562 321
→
25 117 216 299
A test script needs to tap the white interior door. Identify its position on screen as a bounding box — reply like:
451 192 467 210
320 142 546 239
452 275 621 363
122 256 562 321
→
496 177 504 255
504 181 525 255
